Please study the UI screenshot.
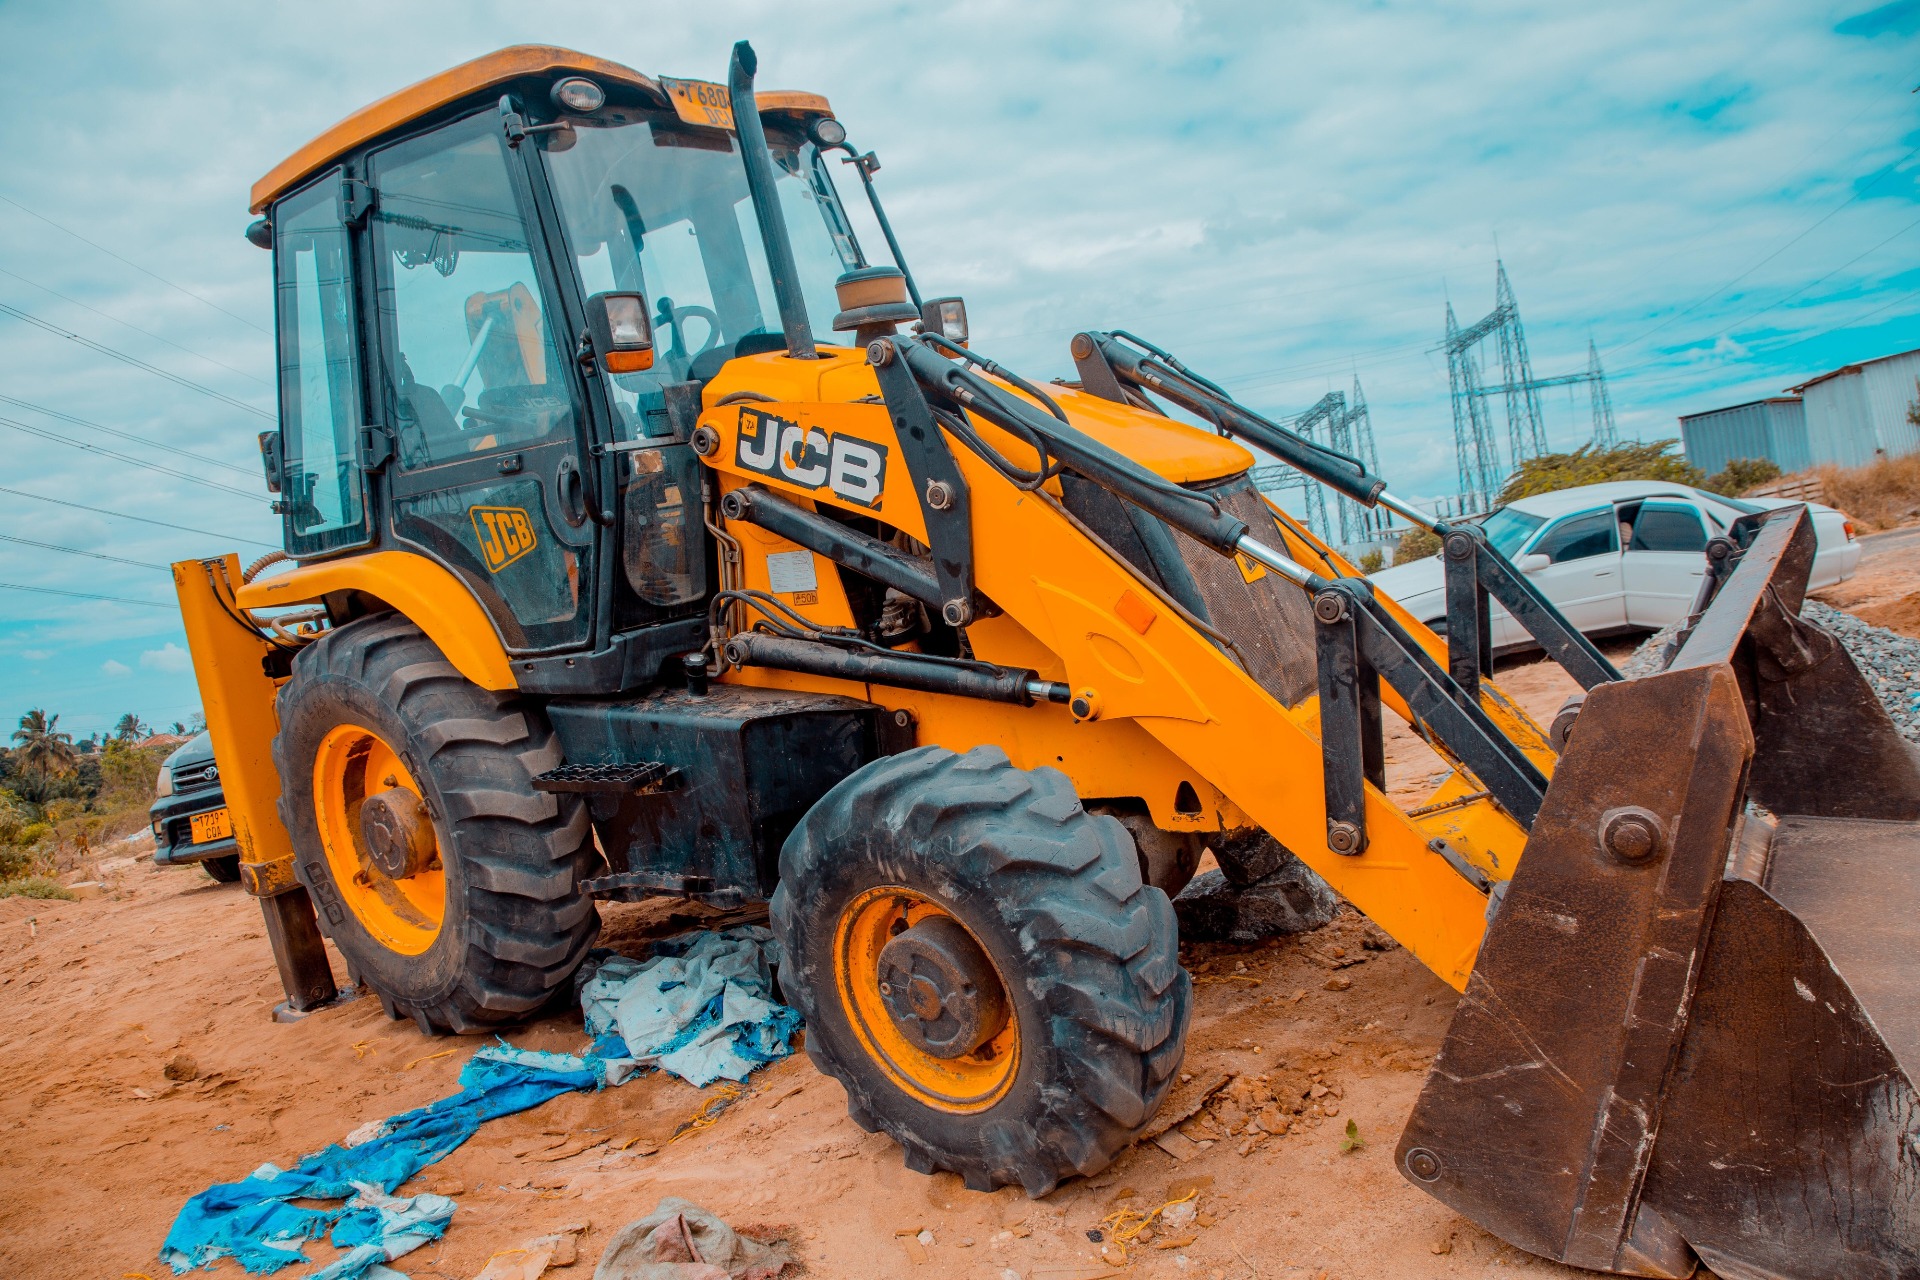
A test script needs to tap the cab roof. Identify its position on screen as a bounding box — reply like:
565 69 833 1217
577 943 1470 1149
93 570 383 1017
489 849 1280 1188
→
251 44 833 213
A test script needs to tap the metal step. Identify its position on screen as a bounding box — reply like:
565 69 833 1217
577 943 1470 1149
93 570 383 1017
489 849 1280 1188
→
529 761 682 795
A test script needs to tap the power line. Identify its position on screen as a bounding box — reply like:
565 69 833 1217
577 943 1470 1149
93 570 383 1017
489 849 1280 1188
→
0 395 259 478
0 581 173 609
0 300 274 421
0 485 278 547
0 192 270 336
1682 211 1920 352
1605 138 1920 360
0 533 165 570
0 265 270 387
0 415 268 503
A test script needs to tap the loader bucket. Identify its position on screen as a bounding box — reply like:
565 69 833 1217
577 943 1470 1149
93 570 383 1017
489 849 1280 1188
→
1397 507 1920 1280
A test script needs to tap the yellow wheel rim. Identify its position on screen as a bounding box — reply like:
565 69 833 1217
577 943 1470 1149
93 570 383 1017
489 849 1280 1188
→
312 722 445 955
834 886 1020 1114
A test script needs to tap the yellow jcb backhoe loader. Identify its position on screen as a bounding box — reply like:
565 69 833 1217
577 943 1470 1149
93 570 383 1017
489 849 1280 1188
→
175 42 1920 1279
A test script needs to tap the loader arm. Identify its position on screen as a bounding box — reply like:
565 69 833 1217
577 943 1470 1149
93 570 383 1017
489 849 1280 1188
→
698 344 1533 987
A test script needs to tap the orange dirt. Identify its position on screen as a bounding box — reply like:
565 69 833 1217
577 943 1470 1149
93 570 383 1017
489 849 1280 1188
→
16 535 1920 1280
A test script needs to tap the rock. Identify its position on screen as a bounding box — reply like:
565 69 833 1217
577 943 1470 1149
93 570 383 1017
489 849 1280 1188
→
66 881 104 900
162 1054 199 1083
1323 975 1352 992
1174 862 1339 944
1623 602 1920 744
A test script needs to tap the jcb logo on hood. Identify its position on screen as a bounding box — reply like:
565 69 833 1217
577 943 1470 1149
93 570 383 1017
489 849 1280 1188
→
734 408 888 509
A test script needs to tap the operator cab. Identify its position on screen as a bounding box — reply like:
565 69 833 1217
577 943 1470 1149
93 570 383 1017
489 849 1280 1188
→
252 47 869 692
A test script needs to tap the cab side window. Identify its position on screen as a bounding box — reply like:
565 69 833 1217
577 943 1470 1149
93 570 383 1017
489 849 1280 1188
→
1629 503 1708 553
1532 510 1618 563
369 115 573 470
273 175 369 555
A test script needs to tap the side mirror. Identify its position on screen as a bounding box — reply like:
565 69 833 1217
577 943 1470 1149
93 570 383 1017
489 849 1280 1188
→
1517 552 1550 572
919 296 968 345
257 430 283 494
584 292 654 373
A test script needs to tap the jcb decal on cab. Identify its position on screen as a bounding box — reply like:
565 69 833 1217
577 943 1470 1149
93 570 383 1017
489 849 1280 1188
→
470 505 537 572
734 408 888 509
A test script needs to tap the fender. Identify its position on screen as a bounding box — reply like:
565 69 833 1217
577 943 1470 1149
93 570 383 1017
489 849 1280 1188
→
235 550 517 691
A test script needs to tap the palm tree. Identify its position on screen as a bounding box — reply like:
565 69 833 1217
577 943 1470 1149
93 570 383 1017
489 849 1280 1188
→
12 709 78 780
113 713 149 742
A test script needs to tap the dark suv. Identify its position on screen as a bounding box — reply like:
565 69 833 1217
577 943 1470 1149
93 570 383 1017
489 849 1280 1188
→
149 732 241 882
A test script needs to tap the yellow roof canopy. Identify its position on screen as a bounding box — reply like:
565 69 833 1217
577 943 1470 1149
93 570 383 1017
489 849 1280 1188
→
251 44 833 213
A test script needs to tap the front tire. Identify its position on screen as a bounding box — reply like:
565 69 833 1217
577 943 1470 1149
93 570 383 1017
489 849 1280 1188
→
202 854 241 883
772 745 1190 1196
272 612 599 1034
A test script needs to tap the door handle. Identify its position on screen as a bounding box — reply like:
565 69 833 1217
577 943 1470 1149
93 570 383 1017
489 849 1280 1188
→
555 457 589 528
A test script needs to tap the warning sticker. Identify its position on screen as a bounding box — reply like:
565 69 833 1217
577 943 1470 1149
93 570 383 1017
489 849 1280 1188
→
766 549 819 597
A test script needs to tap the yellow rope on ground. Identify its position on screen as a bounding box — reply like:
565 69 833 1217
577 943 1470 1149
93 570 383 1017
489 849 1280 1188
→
1098 1188 1201 1262
351 1041 373 1059
403 1048 457 1070
666 1082 745 1144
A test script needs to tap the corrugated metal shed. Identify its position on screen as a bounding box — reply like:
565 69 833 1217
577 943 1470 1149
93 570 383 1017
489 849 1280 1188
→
1679 397 1810 475
1789 347 1920 468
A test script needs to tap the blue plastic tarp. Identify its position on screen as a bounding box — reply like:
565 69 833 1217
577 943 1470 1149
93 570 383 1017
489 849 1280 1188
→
577 926 803 1087
160 1046 601 1274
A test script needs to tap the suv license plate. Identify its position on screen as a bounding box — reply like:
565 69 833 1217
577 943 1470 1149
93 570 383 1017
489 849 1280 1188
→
190 809 232 844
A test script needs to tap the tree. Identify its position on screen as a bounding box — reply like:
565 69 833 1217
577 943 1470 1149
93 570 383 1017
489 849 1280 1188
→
1497 440 1703 505
1358 548 1386 574
11 710 77 781
112 713 149 742
169 721 186 736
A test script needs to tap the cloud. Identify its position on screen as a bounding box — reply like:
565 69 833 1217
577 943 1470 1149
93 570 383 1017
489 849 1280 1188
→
4 0 1920 734
19 650 51 662
139 643 192 675
101 659 132 677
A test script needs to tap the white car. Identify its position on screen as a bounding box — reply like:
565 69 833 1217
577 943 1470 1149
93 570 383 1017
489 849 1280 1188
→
1366 480 1861 650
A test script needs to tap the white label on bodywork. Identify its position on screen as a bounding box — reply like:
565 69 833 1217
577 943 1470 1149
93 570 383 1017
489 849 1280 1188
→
766 550 819 595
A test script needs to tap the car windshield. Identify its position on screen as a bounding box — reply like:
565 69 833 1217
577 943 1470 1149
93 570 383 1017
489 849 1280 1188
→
1477 505 1548 558
541 113 864 436
1692 487 1766 517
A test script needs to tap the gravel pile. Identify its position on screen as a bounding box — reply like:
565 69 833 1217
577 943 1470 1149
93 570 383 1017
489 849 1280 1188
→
1620 603 1920 743
1802 601 1920 744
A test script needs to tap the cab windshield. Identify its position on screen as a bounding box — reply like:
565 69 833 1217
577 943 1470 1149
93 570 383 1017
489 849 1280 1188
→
542 114 863 437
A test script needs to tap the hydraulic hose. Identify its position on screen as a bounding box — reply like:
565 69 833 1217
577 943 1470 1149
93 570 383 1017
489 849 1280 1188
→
1073 331 1385 508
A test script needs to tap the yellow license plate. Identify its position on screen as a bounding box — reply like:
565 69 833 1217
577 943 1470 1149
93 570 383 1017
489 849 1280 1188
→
659 77 734 130
190 808 232 844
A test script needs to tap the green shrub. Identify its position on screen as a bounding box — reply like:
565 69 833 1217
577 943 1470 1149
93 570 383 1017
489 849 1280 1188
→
1392 528 1442 565
1498 441 1703 505
0 875 75 901
42 797 86 824
1700 457 1781 497
99 739 170 807
1358 548 1386 574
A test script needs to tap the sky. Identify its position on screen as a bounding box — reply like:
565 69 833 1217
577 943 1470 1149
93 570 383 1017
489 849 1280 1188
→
2 0 1918 738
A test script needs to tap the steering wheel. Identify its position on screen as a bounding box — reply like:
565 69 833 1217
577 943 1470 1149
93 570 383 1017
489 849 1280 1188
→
654 299 722 378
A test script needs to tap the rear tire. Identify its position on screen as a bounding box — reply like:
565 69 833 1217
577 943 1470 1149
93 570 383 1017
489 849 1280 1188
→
202 854 241 883
773 745 1190 1196
272 612 599 1034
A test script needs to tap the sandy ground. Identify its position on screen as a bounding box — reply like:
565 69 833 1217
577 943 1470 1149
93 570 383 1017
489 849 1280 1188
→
2 529 1910 1280
1811 524 1920 639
